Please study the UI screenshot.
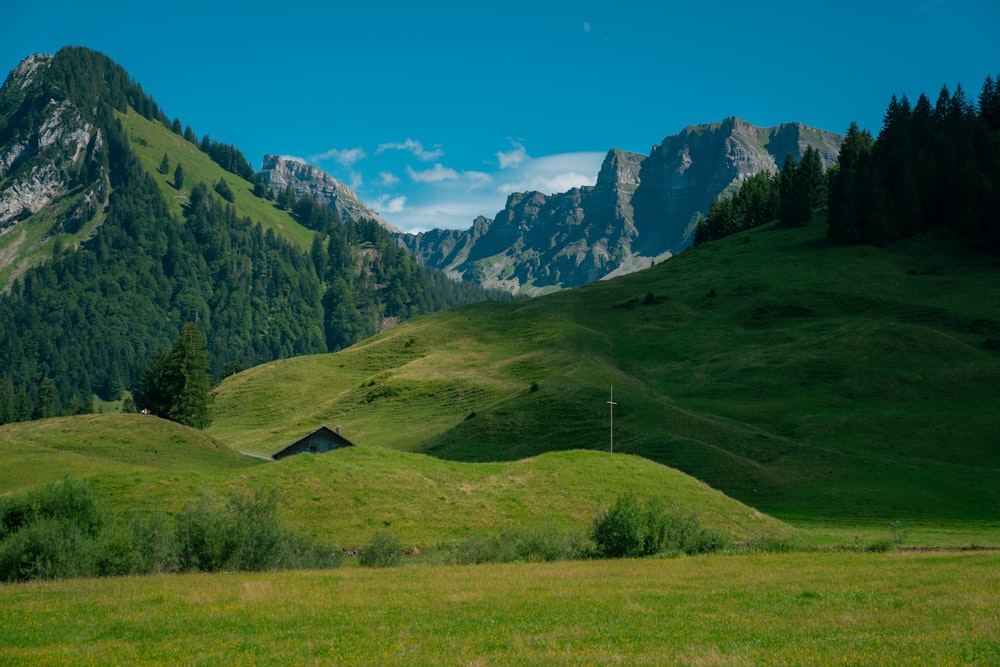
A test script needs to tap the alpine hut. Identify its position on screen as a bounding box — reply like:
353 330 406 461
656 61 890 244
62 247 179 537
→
272 425 356 460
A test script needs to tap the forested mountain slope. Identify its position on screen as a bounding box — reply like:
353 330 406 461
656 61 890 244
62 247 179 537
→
0 47 497 420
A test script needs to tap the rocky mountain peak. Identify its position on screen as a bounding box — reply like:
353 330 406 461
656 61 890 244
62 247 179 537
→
399 118 843 295
4 54 52 91
258 155 397 232
595 148 645 189
0 54 101 234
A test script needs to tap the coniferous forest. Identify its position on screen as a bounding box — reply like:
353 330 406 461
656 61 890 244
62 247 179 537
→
0 47 504 424
695 76 1000 251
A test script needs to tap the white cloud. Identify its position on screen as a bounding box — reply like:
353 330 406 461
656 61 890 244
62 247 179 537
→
497 140 529 169
310 146 367 167
376 138 444 161
583 21 591 32
465 171 493 187
379 171 400 186
407 163 460 183
377 151 606 234
280 154 307 164
495 151 605 195
372 194 408 214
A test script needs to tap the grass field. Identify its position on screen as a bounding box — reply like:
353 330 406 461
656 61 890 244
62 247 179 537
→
1 551 996 665
209 219 1000 524
0 417 790 548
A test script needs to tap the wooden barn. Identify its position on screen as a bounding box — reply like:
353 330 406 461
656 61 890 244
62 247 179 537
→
272 425 356 460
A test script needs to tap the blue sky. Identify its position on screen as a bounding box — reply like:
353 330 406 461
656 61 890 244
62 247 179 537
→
2 1 997 233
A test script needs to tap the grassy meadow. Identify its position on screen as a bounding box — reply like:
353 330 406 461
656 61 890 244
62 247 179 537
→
2 552 997 665
3 202 999 664
210 218 1000 525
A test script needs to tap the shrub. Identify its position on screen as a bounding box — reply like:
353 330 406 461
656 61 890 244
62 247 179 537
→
0 477 108 538
0 481 338 582
0 478 110 581
359 531 402 568
738 535 799 554
0 517 86 581
591 493 647 558
591 494 728 558
175 488 304 572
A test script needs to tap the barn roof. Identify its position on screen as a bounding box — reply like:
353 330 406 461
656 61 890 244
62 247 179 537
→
272 425 357 460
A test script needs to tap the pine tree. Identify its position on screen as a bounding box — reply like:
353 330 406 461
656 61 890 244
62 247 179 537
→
135 346 171 416
778 153 811 227
134 325 213 428
158 153 170 175
0 374 13 425
164 323 213 428
828 123 874 243
31 378 58 420
798 146 827 211
174 163 184 190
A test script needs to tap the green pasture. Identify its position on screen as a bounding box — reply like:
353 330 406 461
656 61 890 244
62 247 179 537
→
2 552 996 665
0 414 259 495
0 416 790 548
209 219 1000 523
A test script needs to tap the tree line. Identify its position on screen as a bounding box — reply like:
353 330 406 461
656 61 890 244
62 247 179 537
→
695 73 1000 252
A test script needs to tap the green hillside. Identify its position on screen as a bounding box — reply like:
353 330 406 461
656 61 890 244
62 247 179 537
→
0 415 787 547
121 109 315 250
0 413 259 494
211 218 1000 521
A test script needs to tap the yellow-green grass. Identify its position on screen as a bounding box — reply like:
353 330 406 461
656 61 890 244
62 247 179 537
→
2 552 996 665
11 444 784 548
209 314 528 456
0 413 260 495
209 219 1000 524
121 109 315 250
789 518 1000 550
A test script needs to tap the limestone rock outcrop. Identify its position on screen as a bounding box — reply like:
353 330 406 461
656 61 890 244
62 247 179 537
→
257 155 396 231
397 118 842 295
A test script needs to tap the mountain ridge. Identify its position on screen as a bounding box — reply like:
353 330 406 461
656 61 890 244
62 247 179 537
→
397 117 842 295
257 154 397 232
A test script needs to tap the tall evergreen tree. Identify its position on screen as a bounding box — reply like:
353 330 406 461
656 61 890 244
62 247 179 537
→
134 325 213 428
778 153 811 227
0 374 14 425
31 378 58 420
798 146 827 211
827 122 875 243
174 162 185 190
135 346 171 417
158 153 170 175
164 323 213 428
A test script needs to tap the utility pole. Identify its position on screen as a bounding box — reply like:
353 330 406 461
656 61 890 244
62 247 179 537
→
607 385 617 453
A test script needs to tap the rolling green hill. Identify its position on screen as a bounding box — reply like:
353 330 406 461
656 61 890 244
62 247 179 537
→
0 415 787 547
0 413 259 494
210 217 1000 522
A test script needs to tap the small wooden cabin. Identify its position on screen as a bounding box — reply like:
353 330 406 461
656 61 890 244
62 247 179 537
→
272 425 356 460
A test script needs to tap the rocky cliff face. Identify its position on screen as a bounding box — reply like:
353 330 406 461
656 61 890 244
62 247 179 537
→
0 54 108 286
398 118 842 295
257 154 396 231
0 55 102 230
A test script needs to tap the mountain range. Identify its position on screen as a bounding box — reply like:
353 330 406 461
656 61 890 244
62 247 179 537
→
0 45 844 417
266 119 842 296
